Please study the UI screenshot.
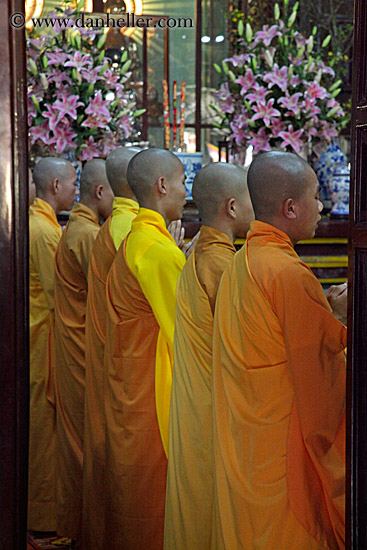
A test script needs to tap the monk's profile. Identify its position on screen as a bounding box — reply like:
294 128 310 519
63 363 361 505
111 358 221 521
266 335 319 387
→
211 151 346 550
164 162 254 550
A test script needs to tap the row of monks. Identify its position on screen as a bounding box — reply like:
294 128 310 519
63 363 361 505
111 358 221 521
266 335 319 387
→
29 146 347 550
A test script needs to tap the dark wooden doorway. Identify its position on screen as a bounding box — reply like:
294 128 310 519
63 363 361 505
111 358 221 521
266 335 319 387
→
0 1 29 549
347 0 367 548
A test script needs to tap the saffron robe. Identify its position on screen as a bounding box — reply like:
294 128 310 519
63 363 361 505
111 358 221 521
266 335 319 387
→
82 197 139 550
212 220 346 550
104 208 185 550
164 226 236 550
29 198 62 531
54 202 100 541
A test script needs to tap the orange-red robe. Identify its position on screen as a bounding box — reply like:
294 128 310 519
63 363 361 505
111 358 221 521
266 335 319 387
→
104 208 185 550
29 198 62 531
164 226 236 550
54 202 100 541
82 197 139 550
212 220 346 550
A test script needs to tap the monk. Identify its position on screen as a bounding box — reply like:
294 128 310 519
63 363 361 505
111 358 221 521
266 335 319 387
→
211 151 346 550
164 162 254 550
82 146 141 549
104 148 188 550
54 159 114 543
29 157 78 531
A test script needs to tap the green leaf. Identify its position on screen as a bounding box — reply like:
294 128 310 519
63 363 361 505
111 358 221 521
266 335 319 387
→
331 88 341 98
287 11 297 27
87 82 94 94
99 62 109 75
292 1 299 12
42 54 48 70
274 3 280 20
245 22 253 43
312 25 317 36
133 109 146 117
120 59 132 75
321 35 331 48
222 60 229 75
214 63 222 74
238 19 244 37
77 114 84 124
97 32 107 50
212 122 223 129
228 70 237 82
329 79 342 92
98 50 105 63
28 58 38 76
120 50 128 63
31 94 41 113
326 106 340 118
77 0 84 13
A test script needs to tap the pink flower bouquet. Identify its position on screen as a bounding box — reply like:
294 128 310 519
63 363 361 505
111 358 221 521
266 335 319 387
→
212 0 347 155
27 5 144 160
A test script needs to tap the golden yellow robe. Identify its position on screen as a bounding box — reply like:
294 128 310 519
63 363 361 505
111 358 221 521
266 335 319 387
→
29 197 62 531
212 220 346 550
164 226 236 550
54 202 100 541
104 208 185 550
82 197 139 550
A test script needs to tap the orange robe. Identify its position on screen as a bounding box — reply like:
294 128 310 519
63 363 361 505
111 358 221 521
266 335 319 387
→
29 197 62 531
212 220 346 550
164 226 236 550
104 208 185 550
82 197 139 550
54 202 100 541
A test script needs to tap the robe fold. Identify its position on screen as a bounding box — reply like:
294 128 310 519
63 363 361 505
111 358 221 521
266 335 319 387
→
82 197 139 550
212 220 346 550
29 198 62 531
54 202 100 541
164 226 236 550
104 208 185 550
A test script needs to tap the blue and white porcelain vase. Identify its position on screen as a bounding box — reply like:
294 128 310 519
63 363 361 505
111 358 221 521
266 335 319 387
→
314 140 347 210
329 164 350 216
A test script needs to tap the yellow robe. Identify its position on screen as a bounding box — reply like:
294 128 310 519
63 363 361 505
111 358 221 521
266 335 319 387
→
54 202 100 541
104 208 185 550
29 197 62 531
164 226 236 550
82 197 139 550
212 220 346 550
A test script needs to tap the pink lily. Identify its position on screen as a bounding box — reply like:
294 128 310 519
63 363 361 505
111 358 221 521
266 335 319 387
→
79 137 101 162
248 128 272 155
307 81 328 100
82 90 111 129
53 95 84 120
251 98 281 126
254 25 281 47
49 124 77 154
43 104 67 132
236 69 257 95
246 83 270 104
318 121 338 141
65 51 93 70
262 64 289 92
46 51 68 66
269 118 287 138
327 98 345 117
224 54 250 68
230 113 250 145
278 92 303 116
29 122 50 145
278 124 304 153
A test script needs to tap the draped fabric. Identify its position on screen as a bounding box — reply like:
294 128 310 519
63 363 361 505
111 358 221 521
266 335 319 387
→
104 208 185 550
211 220 346 550
29 198 62 531
82 197 139 550
164 226 235 550
54 203 100 541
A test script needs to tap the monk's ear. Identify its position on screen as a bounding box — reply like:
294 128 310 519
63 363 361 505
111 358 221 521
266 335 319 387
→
52 177 59 195
95 184 103 200
283 198 297 220
226 198 236 219
157 176 167 196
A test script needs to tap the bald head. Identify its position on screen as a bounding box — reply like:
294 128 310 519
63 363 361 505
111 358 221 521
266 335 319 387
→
193 163 249 221
105 146 141 197
247 151 314 220
127 148 183 204
33 157 74 197
80 159 109 199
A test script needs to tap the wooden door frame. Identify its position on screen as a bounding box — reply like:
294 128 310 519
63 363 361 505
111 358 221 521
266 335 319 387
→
0 1 29 548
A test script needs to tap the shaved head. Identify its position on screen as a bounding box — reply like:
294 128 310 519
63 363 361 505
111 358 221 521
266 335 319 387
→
105 146 141 196
80 159 109 199
33 157 74 196
127 148 183 203
193 162 249 222
247 151 313 219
